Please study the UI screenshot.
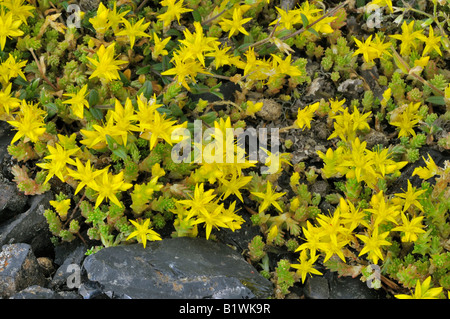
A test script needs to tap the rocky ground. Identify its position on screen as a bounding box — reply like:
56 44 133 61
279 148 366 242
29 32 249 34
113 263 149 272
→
0 120 386 299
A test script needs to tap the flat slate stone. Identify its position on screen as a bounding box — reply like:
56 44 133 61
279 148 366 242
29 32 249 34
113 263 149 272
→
82 237 273 299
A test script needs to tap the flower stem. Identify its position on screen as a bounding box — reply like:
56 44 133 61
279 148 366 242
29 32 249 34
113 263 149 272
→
29 48 59 91
391 47 445 97
239 0 350 53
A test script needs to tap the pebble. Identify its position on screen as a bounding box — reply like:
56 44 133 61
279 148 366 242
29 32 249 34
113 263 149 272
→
256 99 283 122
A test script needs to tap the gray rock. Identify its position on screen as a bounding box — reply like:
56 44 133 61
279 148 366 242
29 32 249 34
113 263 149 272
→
10 285 62 299
326 272 383 299
363 129 389 149
50 244 87 290
82 238 273 299
304 271 385 299
0 192 53 256
0 179 28 223
304 276 330 299
337 78 364 99
0 124 27 223
10 285 82 299
0 121 14 166
56 290 83 299
0 243 46 298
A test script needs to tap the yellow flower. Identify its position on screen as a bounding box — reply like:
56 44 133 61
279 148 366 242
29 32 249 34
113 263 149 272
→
266 224 278 244
80 115 116 150
356 226 391 264
139 109 185 150
328 98 346 116
0 82 21 115
152 32 171 59
251 181 286 213
135 93 162 126
50 199 71 221
109 98 139 146
245 101 263 117
0 9 24 51
107 2 129 32
322 235 349 263
389 21 424 56
161 51 211 90
89 3 111 35
157 0 192 28
66 158 107 195
296 1 335 35
391 212 425 242
115 17 151 49
271 54 302 78
365 190 401 227
127 218 161 248
178 21 218 66
1 0 34 25
221 201 245 232
380 88 391 108
87 43 127 83
0 54 27 85
419 26 442 56
369 0 393 13
192 203 232 240
177 183 217 219
317 146 345 179
394 180 426 212
219 6 252 38
395 277 443 299
290 250 323 284
270 7 300 30
414 56 430 69
371 34 392 58
389 102 422 138
206 43 232 69
90 170 132 208
340 197 371 231
219 173 252 202
295 102 319 130
7 100 46 144
412 154 440 180
295 221 326 257
62 84 90 119
36 142 80 184
352 35 380 63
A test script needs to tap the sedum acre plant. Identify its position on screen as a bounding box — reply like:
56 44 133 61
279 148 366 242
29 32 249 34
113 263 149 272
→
0 0 449 299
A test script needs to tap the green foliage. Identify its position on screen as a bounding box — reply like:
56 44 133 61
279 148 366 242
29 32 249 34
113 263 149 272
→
248 235 266 262
274 259 296 298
